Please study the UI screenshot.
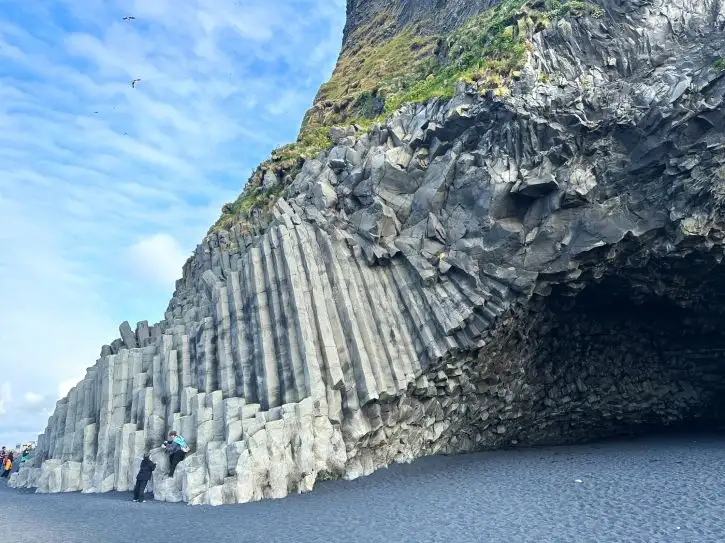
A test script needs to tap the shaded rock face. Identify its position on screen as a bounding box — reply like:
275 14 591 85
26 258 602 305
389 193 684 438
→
403 263 725 457
11 0 725 505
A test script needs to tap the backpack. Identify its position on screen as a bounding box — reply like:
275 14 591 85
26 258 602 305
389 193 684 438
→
4 459 11 470
174 436 190 453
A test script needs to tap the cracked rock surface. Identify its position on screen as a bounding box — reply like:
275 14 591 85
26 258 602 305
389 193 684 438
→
11 0 725 505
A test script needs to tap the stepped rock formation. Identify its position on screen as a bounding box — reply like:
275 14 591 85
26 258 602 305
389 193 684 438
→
11 0 725 505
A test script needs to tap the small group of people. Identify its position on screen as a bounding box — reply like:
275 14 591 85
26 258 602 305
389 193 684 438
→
0 448 12 478
132 430 190 502
1 431 188 501
0 444 33 479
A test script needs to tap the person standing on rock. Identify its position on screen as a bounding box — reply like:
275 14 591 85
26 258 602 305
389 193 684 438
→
162 431 189 477
133 453 156 502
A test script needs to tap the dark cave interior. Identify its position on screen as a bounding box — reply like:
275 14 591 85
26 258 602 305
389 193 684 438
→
520 251 725 445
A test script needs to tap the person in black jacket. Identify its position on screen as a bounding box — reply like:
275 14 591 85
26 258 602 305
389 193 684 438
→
133 453 156 502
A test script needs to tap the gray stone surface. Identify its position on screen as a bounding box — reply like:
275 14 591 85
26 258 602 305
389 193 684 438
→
12 0 725 506
119 321 137 349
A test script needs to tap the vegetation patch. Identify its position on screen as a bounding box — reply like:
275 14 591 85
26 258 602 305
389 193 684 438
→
383 0 602 112
302 14 440 135
210 126 331 233
212 0 602 233
714 57 725 71
306 0 602 122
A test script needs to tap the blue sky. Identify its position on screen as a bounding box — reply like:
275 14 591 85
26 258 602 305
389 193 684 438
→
0 0 346 447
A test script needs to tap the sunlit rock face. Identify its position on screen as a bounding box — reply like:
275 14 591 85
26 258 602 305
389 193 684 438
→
11 0 725 505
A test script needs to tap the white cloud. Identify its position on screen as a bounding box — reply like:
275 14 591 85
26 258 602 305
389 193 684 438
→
126 233 187 287
0 0 346 446
57 378 83 401
23 392 44 408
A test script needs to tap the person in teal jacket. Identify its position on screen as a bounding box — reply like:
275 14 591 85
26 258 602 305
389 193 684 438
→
162 431 189 477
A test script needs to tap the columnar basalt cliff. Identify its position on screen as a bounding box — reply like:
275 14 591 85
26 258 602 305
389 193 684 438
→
12 0 725 505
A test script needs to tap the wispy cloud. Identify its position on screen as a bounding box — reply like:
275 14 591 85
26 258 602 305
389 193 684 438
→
57 378 83 401
23 392 45 409
126 233 187 286
0 0 345 446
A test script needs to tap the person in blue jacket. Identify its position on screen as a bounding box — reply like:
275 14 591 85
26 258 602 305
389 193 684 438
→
162 431 189 477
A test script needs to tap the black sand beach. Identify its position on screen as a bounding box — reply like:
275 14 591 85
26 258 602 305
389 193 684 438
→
2 432 724 543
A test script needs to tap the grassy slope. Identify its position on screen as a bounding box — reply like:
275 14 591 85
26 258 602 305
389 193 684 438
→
210 0 602 233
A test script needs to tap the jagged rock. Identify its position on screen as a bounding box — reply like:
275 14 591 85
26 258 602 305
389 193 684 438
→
330 126 357 145
290 158 325 196
407 150 457 225
110 338 123 354
426 212 446 242
13 0 725 507
136 320 150 344
312 181 338 210
349 200 401 243
328 146 362 172
511 159 559 198
262 170 280 191
119 321 137 349
356 147 424 219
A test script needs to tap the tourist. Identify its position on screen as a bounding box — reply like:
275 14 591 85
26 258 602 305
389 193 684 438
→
133 453 156 502
162 430 189 477
19 448 31 464
1 452 13 478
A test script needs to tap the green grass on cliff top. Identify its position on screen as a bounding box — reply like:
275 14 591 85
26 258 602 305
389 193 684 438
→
211 0 602 234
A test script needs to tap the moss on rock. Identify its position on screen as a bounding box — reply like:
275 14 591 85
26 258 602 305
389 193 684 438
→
212 0 602 233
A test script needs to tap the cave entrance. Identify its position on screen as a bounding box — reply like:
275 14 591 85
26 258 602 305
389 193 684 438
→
520 252 725 445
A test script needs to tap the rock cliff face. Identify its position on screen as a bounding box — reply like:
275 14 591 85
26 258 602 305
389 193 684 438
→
342 0 496 49
11 0 725 505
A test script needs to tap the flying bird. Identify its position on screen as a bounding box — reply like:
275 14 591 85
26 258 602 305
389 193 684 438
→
131 78 141 88
122 16 136 21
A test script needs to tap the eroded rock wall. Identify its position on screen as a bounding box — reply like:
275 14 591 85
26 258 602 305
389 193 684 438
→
10 216 502 505
11 0 725 504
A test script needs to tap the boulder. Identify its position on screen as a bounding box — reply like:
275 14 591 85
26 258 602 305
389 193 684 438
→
349 200 401 243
